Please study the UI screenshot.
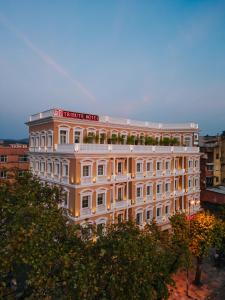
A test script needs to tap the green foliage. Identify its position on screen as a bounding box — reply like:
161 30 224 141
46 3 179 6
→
0 174 189 299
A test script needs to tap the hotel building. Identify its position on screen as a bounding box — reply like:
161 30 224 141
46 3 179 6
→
27 108 200 230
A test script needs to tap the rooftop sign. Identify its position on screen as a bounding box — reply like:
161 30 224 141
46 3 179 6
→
53 109 99 121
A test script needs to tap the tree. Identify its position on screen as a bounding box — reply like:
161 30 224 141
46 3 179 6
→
0 172 86 299
170 211 218 286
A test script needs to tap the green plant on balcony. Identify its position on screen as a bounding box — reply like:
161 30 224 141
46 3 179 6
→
100 133 106 144
126 135 136 145
160 137 170 146
111 134 118 144
139 136 145 145
171 138 180 146
117 134 124 144
84 132 95 143
145 136 156 145
95 134 99 144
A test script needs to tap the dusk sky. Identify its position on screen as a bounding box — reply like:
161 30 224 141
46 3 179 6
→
0 0 225 139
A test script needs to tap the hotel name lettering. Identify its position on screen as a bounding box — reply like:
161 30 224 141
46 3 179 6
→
54 109 99 121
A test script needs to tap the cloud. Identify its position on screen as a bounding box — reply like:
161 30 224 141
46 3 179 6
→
0 12 96 102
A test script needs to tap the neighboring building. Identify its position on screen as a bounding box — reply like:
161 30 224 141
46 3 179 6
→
201 186 225 205
0 144 29 180
27 108 201 229
199 134 225 189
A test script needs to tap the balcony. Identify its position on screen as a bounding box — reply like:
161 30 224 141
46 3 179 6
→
136 172 144 179
113 174 129 181
54 144 199 155
146 195 153 203
174 189 185 197
96 176 108 183
174 169 185 176
96 204 107 213
80 207 91 216
80 177 92 185
156 170 163 177
136 197 144 204
156 193 163 201
146 171 153 178
111 199 131 210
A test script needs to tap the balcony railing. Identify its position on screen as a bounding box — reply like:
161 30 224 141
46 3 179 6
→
53 144 199 154
136 197 144 204
111 199 131 209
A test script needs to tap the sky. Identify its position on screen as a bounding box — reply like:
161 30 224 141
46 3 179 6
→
0 0 225 139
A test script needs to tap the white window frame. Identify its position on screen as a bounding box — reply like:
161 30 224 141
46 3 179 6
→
74 127 83 144
59 127 69 145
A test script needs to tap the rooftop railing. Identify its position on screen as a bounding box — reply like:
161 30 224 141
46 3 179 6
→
28 108 198 130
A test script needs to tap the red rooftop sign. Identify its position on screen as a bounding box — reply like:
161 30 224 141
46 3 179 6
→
54 109 99 121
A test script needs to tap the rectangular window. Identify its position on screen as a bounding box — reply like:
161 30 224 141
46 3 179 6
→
146 162 152 172
18 170 25 177
47 163 52 174
40 162 45 172
54 163 60 175
0 170 7 178
157 184 161 194
60 130 67 144
184 136 191 147
35 137 39 147
83 165 90 177
63 165 69 176
147 185 152 196
82 196 89 208
0 155 7 162
41 135 45 147
98 164 104 176
175 179 178 190
118 162 122 174
137 162 142 173
165 183 170 192
165 205 169 215
47 135 53 147
97 193 105 206
118 213 123 223
136 187 142 197
146 210 152 220
188 179 192 188
118 187 123 201
19 155 28 162
157 161 162 171
74 131 81 143
136 212 142 225
165 161 170 170
188 160 193 168
157 207 161 217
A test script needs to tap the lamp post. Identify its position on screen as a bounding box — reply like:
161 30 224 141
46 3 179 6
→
186 198 195 297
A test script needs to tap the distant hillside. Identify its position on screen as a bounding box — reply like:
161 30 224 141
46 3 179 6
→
0 138 29 145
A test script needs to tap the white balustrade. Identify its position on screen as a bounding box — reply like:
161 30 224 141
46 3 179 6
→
112 199 131 209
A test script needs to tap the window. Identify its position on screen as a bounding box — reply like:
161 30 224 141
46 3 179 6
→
30 137 35 147
216 176 219 183
62 164 69 176
60 130 68 144
47 134 53 147
35 161 39 171
54 163 60 175
146 210 153 221
146 161 152 172
136 162 142 173
136 212 143 225
207 164 213 171
188 160 193 168
82 195 90 208
184 136 192 147
146 185 152 196
97 223 105 235
216 153 219 160
157 183 162 194
157 207 162 218
0 155 7 162
98 164 104 176
83 165 90 177
157 161 162 171
165 205 170 215
188 179 192 188
40 161 45 173
118 162 122 174
0 170 7 178
165 182 170 192
100 133 106 144
175 179 178 190
35 136 39 147
19 155 28 162
74 130 81 143
97 193 105 206
62 191 68 207
118 213 123 223
47 162 52 174
41 135 45 147
136 186 142 197
165 161 170 170
118 187 123 201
